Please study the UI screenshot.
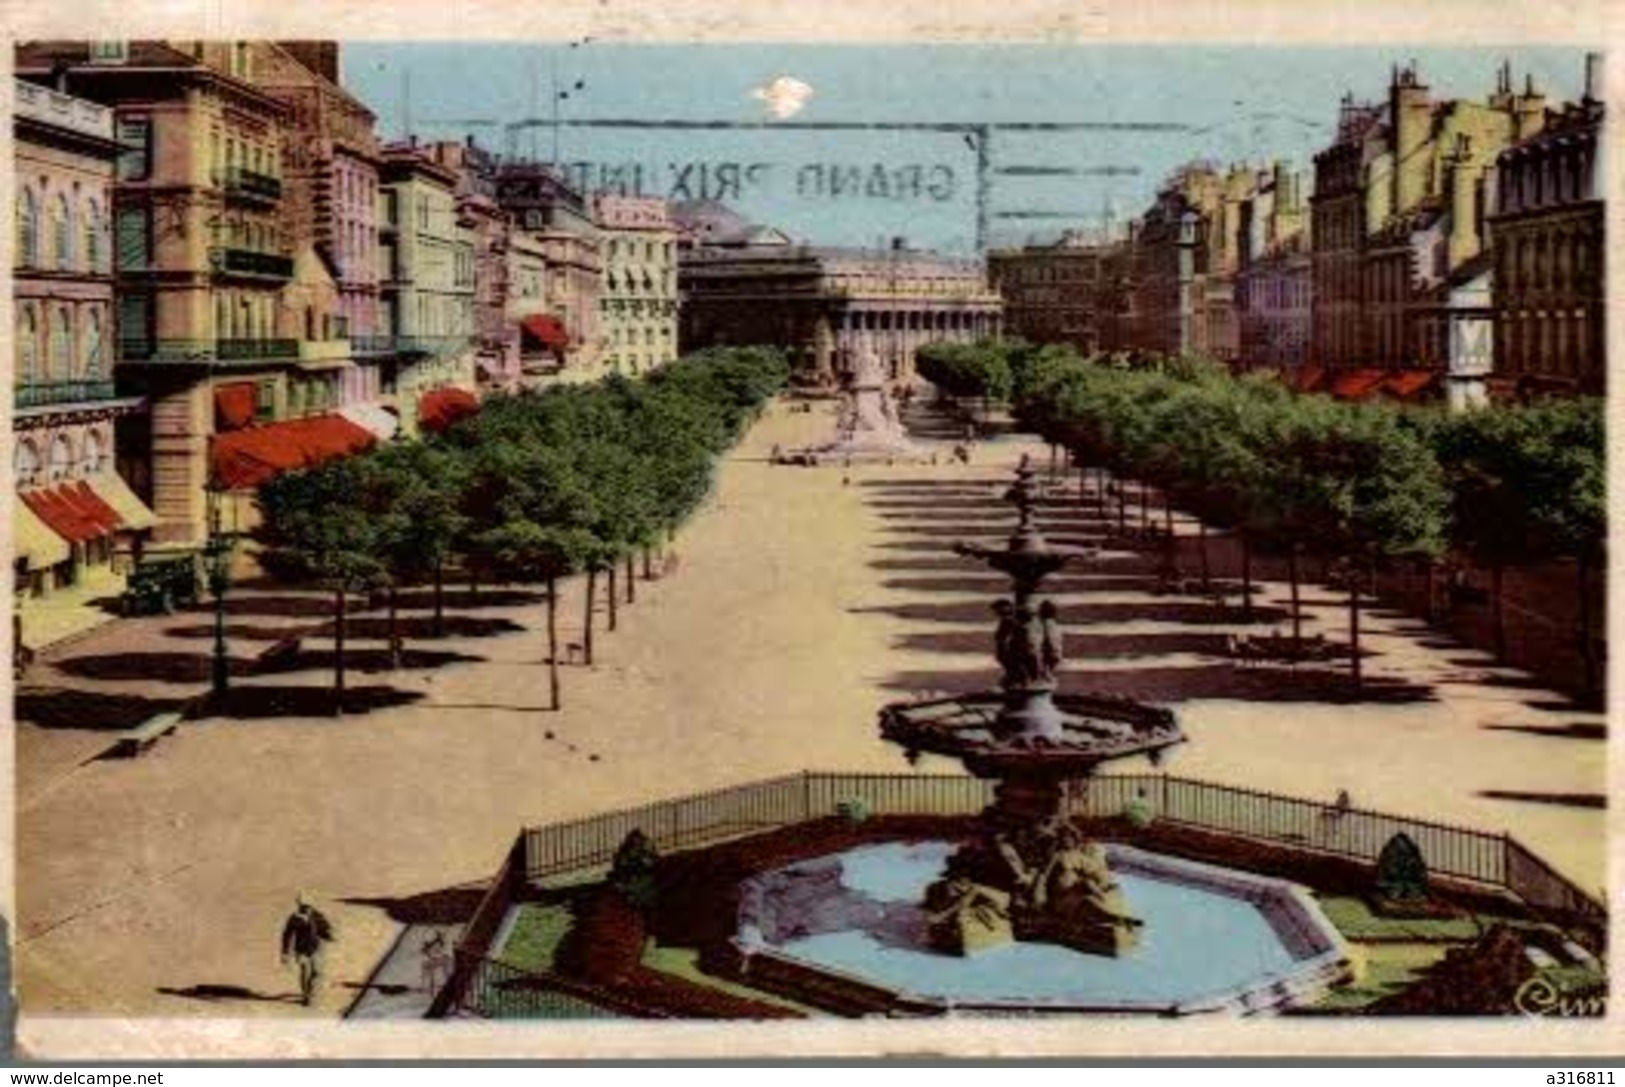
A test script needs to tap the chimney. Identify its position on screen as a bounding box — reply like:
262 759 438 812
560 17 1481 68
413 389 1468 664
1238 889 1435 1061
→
1391 62 1432 213
1585 52 1603 102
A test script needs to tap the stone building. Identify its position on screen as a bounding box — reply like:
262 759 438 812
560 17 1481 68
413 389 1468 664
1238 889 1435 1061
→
986 232 1121 355
423 139 516 392
1488 55 1605 401
680 238 1003 387
1359 62 1547 397
12 76 155 622
504 227 561 382
1129 164 1220 357
594 195 679 376
1237 163 1312 374
495 162 602 373
379 141 479 434
1192 164 1267 366
1310 97 1385 374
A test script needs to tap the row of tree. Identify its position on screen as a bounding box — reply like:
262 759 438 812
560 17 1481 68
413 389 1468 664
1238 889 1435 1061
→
989 345 1603 690
255 346 790 711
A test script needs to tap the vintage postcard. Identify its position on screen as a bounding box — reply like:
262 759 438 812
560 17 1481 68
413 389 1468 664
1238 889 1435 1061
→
2 0 1618 1062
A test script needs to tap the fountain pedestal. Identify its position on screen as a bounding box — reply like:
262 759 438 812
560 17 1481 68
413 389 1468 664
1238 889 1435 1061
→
880 455 1185 958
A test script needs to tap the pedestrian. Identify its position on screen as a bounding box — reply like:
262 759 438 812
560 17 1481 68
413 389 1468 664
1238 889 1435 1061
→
420 929 451 997
280 893 336 1007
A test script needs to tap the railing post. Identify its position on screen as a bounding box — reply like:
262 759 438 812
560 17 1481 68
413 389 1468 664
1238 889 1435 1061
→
802 770 813 821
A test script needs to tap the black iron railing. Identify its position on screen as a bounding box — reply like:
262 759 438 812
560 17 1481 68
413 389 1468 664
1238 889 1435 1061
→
223 167 283 202
14 379 119 408
219 248 293 279
119 338 298 362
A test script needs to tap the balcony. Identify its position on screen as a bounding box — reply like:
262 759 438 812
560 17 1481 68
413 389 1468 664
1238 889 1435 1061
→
352 335 473 358
299 339 352 364
120 338 299 363
14 79 113 140
14 379 119 409
223 166 283 204
216 248 294 281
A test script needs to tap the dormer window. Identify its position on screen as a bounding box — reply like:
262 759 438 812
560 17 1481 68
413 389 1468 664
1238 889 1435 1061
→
89 41 128 65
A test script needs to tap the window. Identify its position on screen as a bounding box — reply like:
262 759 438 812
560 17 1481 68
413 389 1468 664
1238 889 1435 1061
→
116 117 152 181
231 42 252 79
15 440 40 487
83 430 104 475
50 193 73 270
83 198 103 271
17 187 38 267
255 381 276 421
50 308 72 379
48 434 73 482
90 41 128 64
116 207 149 270
118 294 149 355
16 306 38 384
84 309 103 378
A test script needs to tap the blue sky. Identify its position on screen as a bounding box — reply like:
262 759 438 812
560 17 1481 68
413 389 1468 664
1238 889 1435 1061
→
343 43 1591 253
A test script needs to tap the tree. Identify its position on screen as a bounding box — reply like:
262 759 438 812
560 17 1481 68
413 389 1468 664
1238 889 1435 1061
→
257 459 389 713
363 442 469 657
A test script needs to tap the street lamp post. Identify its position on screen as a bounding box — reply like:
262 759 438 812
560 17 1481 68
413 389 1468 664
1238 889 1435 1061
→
205 477 232 699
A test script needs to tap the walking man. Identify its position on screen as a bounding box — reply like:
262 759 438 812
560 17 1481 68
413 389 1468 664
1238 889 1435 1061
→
281 894 335 1007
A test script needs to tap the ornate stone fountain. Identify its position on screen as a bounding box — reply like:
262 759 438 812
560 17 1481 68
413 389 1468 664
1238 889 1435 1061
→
794 334 928 465
879 455 1186 957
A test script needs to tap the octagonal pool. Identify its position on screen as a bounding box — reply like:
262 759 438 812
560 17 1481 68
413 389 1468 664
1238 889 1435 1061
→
733 840 1350 1015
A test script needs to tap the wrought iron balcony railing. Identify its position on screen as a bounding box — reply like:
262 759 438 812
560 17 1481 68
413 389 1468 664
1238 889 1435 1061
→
119 338 299 362
217 248 294 279
223 166 283 203
14 379 120 408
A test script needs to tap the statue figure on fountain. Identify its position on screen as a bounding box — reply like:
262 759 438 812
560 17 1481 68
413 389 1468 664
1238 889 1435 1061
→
992 599 1065 692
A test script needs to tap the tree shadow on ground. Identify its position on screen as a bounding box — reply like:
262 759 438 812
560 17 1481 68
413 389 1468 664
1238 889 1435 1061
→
1477 789 1606 810
881 663 1435 705
312 616 527 642
1527 694 1606 714
342 885 490 926
854 599 1292 627
881 523 1012 539
199 684 424 720
1483 722 1606 741
214 596 350 618
163 622 317 643
392 588 545 611
53 652 258 683
895 629 1235 659
1438 663 1553 690
254 647 486 677
16 687 186 731
156 984 302 1005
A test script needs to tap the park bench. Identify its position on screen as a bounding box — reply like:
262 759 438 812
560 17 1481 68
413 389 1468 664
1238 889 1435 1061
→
111 711 183 758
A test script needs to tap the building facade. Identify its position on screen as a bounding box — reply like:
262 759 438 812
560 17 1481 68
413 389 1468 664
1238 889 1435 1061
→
986 233 1120 355
12 76 155 621
1310 97 1384 373
379 142 478 433
681 241 1003 386
594 195 679 376
495 162 602 373
1488 58 1605 400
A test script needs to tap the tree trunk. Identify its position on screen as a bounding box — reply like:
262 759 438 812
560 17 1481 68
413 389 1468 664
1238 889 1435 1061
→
583 568 597 666
1240 537 1254 622
1575 552 1596 696
334 587 347 715
1164 492 1174 537
607 564 619 631
642 547 653 580
432 562 445 638
1139 480 1149 531
1078 461 1087 508
1349 572 1362 689
1491 563 1507 662
1288 546 1302 650
1049 442 1060 483
547 575 560 711
1198 521 1210 590
388 585 401 670
626 553 636 604
469 568 478 602
1423 559 1437 623
1117 474 1128 533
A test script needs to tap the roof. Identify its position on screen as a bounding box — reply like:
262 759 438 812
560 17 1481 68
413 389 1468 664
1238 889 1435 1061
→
670 200 790 247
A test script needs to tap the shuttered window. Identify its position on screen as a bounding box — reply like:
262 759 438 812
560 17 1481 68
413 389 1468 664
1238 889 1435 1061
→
116 207 149 270
116 117 152 181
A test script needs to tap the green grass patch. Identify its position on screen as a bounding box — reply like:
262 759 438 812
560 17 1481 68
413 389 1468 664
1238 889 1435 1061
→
640 944 822 1015
1317 896 1484 942
1314 942 1447 1011
495 902 575 973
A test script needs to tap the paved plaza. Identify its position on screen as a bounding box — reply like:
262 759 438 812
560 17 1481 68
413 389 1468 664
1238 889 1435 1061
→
14 400 1605 1017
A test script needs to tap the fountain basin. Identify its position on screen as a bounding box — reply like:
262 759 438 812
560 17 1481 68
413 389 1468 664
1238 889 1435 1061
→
731 840 1350 1015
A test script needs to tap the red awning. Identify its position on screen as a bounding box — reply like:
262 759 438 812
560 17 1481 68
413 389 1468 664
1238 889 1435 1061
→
1382 370 1437 400
1330 369 1387 400
67 481 123 536
212 414 378 492
519 314 569 351
419 387 480 434
22 485 106 544
215 382 259 432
